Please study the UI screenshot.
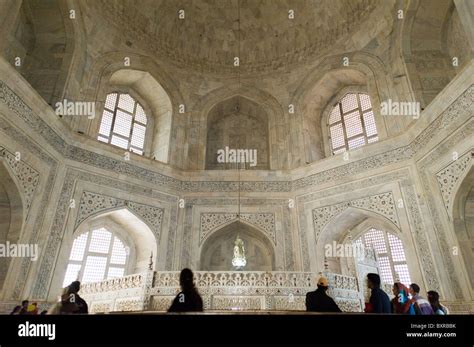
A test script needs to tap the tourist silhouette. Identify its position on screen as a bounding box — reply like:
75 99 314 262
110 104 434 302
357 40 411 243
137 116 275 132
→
168 268 203 312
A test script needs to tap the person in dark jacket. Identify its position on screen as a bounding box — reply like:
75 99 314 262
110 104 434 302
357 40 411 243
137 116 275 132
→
408 283 434 315
19 300 29 315
367 273 391 313
61 281 88 314
305 277 341 312
10 305 21 315
168 268 203 312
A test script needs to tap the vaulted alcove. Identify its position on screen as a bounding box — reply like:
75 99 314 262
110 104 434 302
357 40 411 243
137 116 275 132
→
200 221 275 271
205 96 270 170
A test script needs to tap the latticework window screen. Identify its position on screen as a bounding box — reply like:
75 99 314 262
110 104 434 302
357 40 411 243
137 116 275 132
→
98 93 148 155
63 227 128 287
328 93 378 155
356 228 411 286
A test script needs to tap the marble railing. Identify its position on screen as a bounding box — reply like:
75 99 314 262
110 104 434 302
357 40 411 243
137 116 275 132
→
80 273 144 294
79 271 362 313
322 272 362 312
80 272 152 313
154 271 314 288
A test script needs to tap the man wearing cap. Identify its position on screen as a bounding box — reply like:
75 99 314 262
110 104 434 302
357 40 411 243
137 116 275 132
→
305 277 341 312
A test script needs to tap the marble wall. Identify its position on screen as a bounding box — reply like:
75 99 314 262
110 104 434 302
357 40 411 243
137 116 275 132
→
0 0 472 311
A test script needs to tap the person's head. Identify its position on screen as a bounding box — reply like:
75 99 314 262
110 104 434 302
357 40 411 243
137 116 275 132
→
427 291 440 304
21 300 29 308
367 273 380 289
68 281 81 294
392 283 399 296
316 277 329 291
409 283 420 296
179 268 195 291
27 302 38 313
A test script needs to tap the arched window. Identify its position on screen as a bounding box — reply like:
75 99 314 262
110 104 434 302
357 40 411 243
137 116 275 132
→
63 227 128 287
355 228 411 285
98 92 148 155
328 93 378 155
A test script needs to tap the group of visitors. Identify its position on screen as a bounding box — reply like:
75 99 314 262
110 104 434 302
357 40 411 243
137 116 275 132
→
9 270 449 315
169 269 449 315
305 272 448 314
11 280 88 315
389 281 448 315
9 300 46 315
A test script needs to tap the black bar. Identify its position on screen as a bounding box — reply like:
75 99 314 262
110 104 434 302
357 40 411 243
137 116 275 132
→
0 313 472 346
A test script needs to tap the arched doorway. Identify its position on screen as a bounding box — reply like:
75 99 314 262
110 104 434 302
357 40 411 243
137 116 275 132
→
452 167 474 288
199 221 275 271
0 162 24 291
59 207 158 289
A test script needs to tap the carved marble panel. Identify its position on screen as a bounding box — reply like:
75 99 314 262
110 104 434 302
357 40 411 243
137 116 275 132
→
273 296 306 310
402 185 441 293
114 298 143 312
0 147 40 211
150 296 174 311
312 192 399 242
212 296 264 310
436 152 472 219
75 191 164 241
90 301 112 314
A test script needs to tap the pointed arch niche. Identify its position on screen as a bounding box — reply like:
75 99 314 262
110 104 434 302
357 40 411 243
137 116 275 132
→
57 207 158 290
315 207 417 286
205 96 270 170
452 166 474 289
199 221 275 271
0 161 24 292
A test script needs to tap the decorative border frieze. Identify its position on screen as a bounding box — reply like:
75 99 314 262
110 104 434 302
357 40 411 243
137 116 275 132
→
75 191 164 241
417 133 474 300
402 185 441 293
0 81 67 153
312 192 399 243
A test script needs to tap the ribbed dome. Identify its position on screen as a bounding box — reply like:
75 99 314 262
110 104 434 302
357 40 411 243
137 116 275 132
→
87 0 380 75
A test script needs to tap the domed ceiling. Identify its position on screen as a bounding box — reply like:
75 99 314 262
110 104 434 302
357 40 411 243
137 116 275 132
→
84 0 381 75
